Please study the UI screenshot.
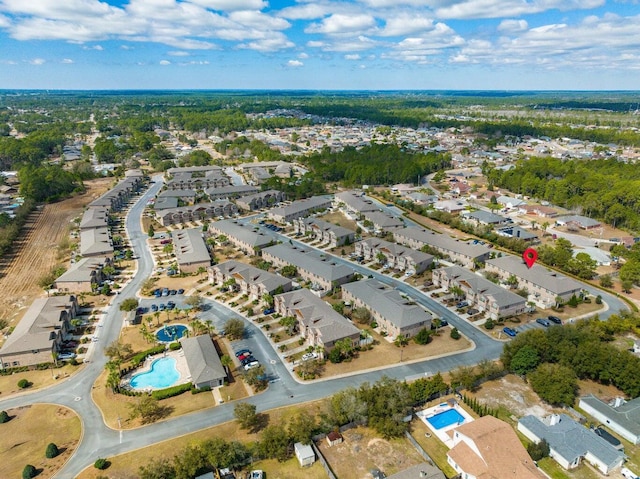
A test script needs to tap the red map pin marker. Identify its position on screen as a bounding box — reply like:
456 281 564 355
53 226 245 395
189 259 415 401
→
523 248 538 269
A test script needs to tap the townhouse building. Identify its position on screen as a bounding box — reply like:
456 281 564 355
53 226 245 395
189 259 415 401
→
209 219 276 256
79 206 110 230
158 201 238 226
341 279 432 339
208 260 292 300
171 228 211 273
433 266 527 320
362 210 404 232
334 190 379 215
261 244 355 292
355 238 433 274
235 190 285 211
393 227 491 269
274 288 360 353
54 256 113 293
0 295 79 368
484 255 583 308
80 227 113 258
267 195 333 224
294 217 355 248
206 185 260 201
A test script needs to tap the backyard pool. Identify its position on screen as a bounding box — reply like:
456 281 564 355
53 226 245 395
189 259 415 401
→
156 324 187 342
130 357 180 390
427 408 467 430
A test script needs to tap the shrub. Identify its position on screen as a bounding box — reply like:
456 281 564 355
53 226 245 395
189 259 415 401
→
22 464 36 479
151 382 192 400
450 327 461 340
130 345 166 367
484 318 495 330
527 439 550 461
169 342 181 351
414 328 432 345
0 410 9 423
94 458 110 470
45 442 59 458
17 379 30 389
595 295 602 304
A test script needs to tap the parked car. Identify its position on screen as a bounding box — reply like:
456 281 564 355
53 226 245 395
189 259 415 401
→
158 303 166 311
177 288 184 294
244 360 260 370
249 471 264 479
235 349 252 358
58 352 76 360
239 355 255 365
502 327 518 337
263 308 275 315
167 301 175 310
153 289 162 297
456 301 469 308
536 317 551 327
169 289 177 295
151 304 158 312
548 315 562 324
162 288 169 297
467 308 479 315
302 352 318 361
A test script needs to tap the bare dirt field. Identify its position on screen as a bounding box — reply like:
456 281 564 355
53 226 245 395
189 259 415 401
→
0 404 81 479
0 177 113 329
318 426 425 479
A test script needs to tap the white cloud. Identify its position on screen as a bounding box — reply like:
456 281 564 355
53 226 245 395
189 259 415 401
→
306 13 377 35
307 35 380 52
159 59 171 65
498 19 528 32
435 0 605 20
29 58 45 65
238 33 295 51
82 44 103 50
287 59 304 67
120 44 134 50
298 52 309 59
0 14 11 28
228 10 290 30
344 54 361 60
168 50 191 56
279 2 344 21
380 13 435 37
61 58 74 63
187 0 268 11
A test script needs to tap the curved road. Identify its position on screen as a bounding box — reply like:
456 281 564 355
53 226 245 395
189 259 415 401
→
0 186 629 478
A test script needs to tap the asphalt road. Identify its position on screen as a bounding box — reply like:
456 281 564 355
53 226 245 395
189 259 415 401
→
0 186 629 478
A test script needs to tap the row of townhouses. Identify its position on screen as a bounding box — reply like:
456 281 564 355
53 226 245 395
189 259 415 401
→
293 217 355 248
267 195 333 223
171 228 211 274
355 238 433 274
158 201 238 226
209 220 276 256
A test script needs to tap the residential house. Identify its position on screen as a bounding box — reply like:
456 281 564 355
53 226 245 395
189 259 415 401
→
519 204 558 218
386 463 445 479
461 210 510 227
206 185 260 200
433 266 527 320
355 238 433 274
579 395 640 445
209 220 276 256
556 215 601 230
158 201 238 226
208 261 292 300
171 228 211 273
342 279 432 339
262 244 355 292
497 195 525 209
518 414 625 475
485 255 583 308
54 256 113 293
274 289 360 352
235 190 285 211
496 225 539 242
179 335 226 389
447 415 546 479
294 218 355 247
0 295 79 368
393 228 491 269
434 199 467 214
267 195 333 223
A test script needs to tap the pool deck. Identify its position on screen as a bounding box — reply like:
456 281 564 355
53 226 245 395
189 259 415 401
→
416 401 474 448
122 349 191 392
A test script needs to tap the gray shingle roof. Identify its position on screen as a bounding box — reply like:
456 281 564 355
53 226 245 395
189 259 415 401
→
335 191 379 213
210 220 276 249
394 227 491 260
179 335 226 386
212 260 291 293
262 244 354 283
439 266 526 308
342 279 432 329
519 414 624 470
580 395 640 438
171 228 211 266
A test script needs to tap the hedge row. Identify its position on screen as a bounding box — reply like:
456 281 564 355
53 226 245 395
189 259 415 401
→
151 383 192 400
130 345 166 367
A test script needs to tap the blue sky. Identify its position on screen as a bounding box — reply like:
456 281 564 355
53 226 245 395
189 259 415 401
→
0 0 638 90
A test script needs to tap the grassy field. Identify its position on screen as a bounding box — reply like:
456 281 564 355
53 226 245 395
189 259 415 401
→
0 363 81 397
0 404 81 479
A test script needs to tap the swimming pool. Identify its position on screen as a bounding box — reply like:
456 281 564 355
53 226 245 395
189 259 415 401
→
156 324 187 343
130 357 180 390
427 408 466 430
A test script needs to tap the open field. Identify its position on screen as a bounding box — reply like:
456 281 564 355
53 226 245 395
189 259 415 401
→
0 404 81 479
0 178 114 329
77 401 327 479
0 363 80 397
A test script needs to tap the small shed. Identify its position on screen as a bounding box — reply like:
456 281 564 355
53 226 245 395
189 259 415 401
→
294 442 315 467
326 431 343 447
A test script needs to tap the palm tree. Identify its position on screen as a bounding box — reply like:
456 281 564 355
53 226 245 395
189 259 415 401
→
220 354 233 375
153 311 161 327
449 286 464 300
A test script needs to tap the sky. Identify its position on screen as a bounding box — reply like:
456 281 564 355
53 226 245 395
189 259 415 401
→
0 0 638 90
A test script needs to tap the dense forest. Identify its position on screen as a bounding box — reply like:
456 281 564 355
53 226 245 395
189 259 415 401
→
488 157 640 230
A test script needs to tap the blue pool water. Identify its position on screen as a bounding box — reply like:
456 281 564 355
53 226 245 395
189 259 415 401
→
427 408 466 430
156 324 187 342
130 357 179 389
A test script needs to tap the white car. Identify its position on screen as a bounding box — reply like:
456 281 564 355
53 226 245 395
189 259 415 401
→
302 352 318 361
250 471 264 479
244 361 260 370
58 352 76 360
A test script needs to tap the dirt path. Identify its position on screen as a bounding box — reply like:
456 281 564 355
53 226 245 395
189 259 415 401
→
0 178 113 327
